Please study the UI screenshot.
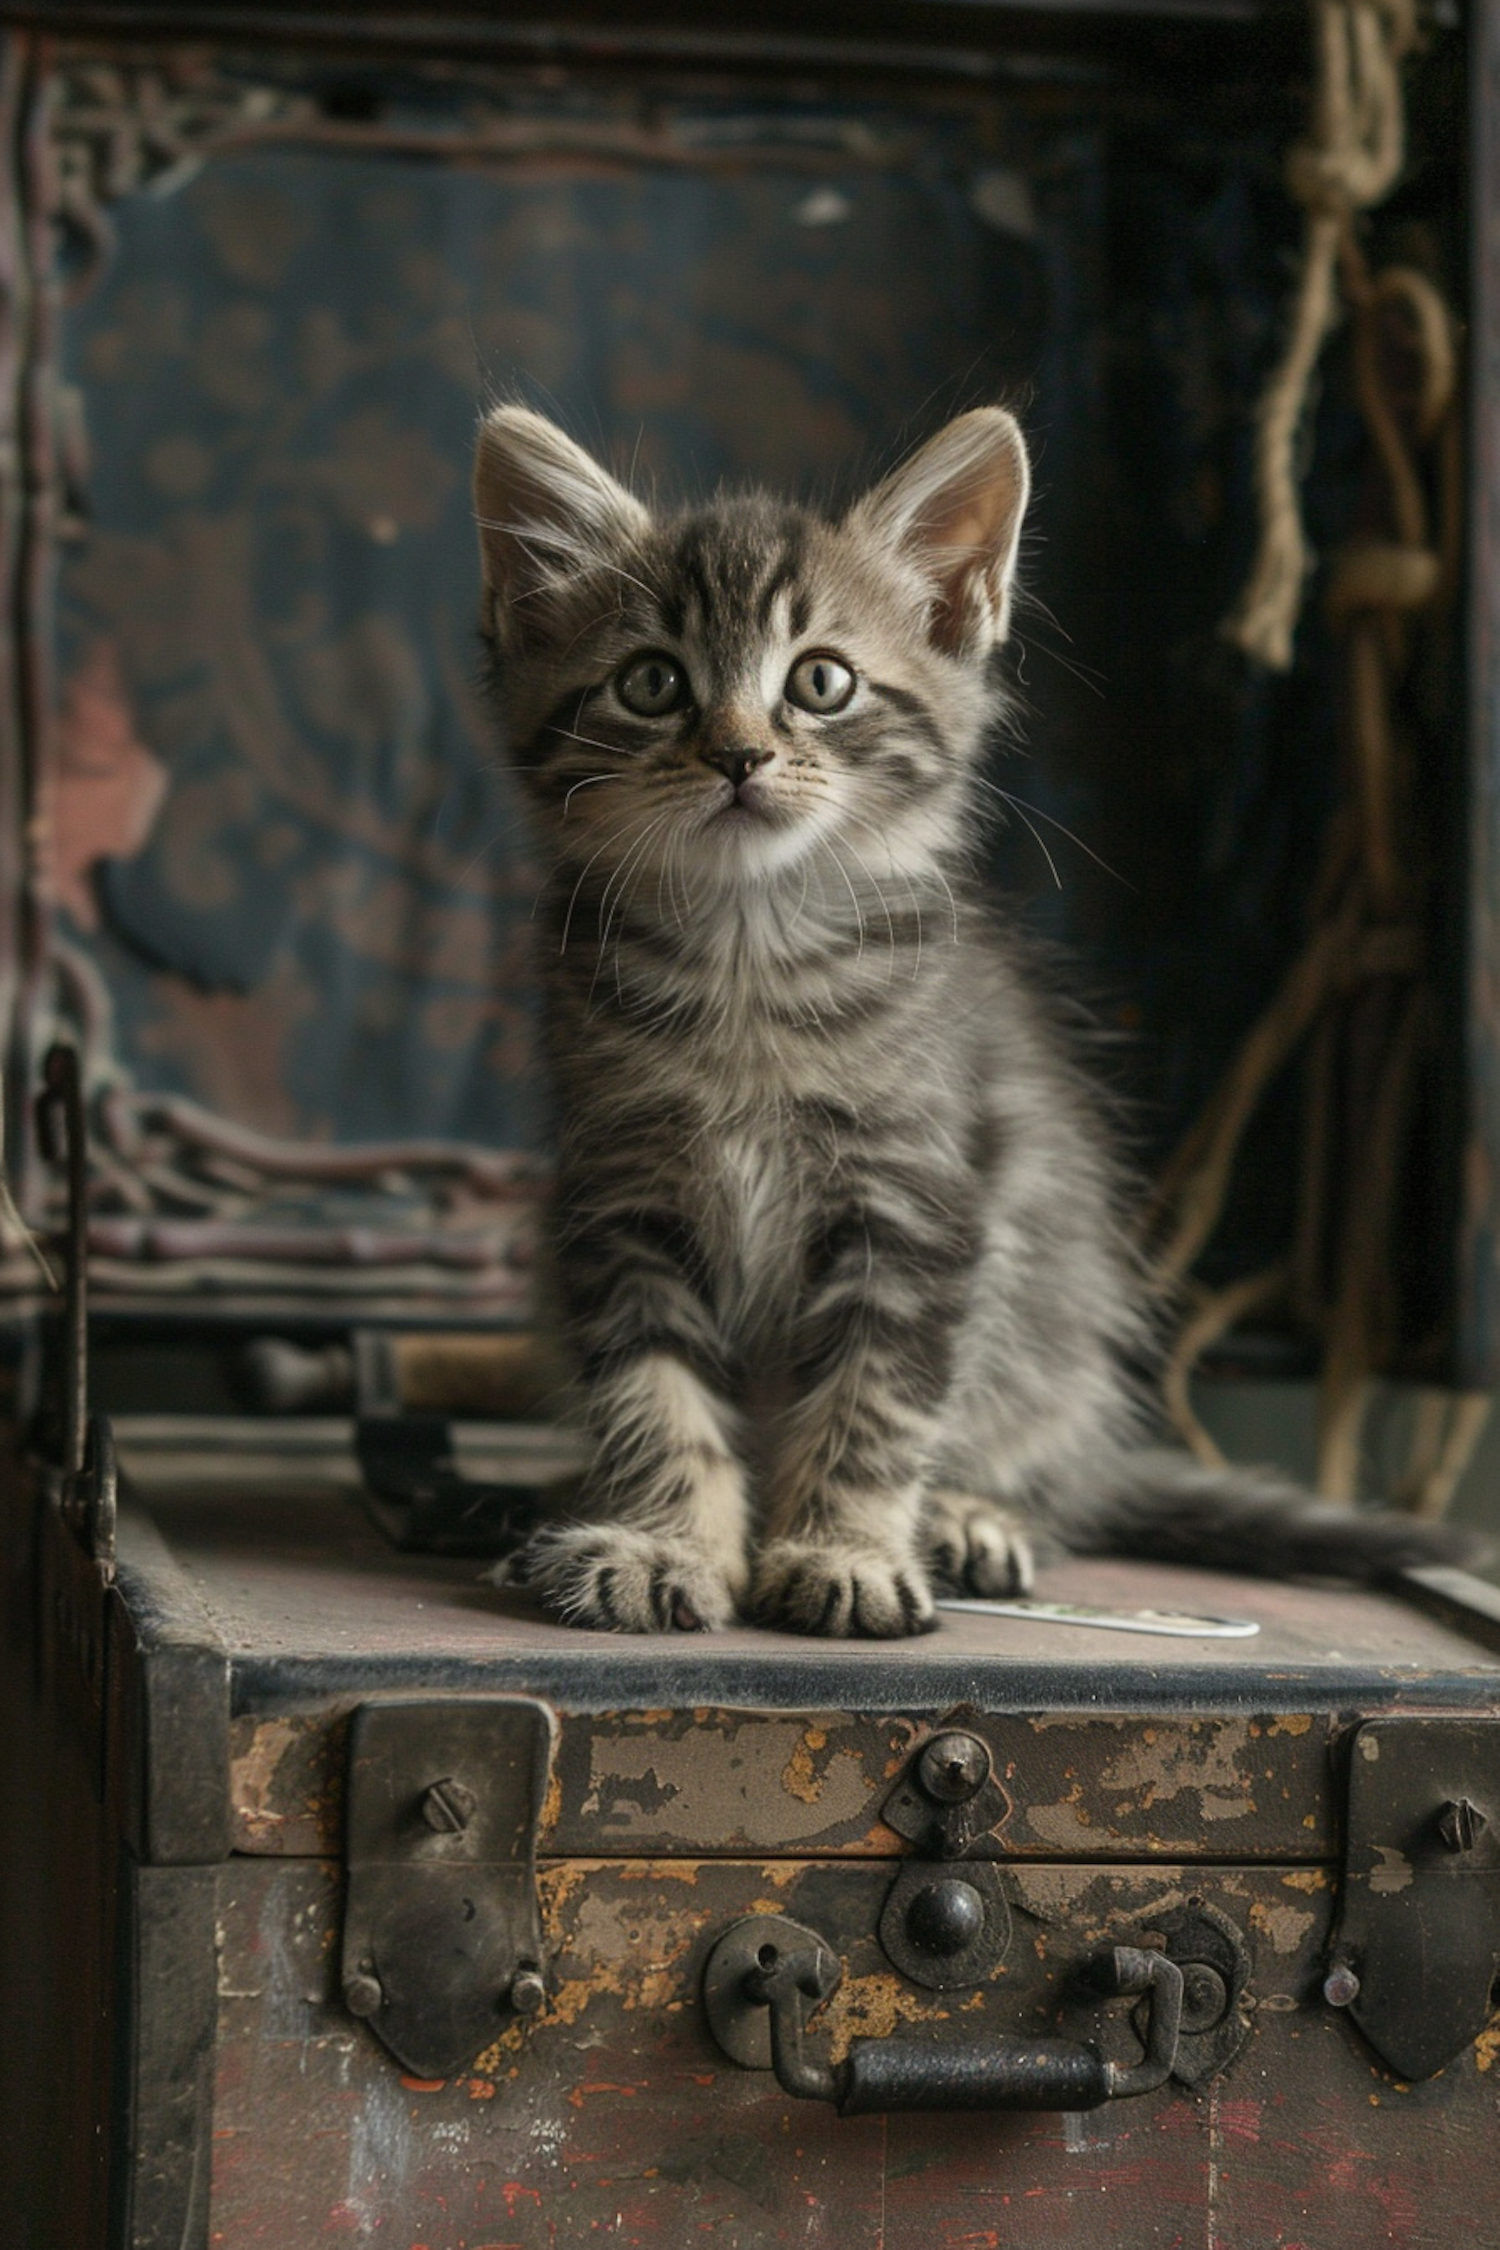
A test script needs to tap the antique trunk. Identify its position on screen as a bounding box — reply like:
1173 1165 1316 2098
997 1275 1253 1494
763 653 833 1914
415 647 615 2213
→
1 0 1499 2244
10 1420 1500 2248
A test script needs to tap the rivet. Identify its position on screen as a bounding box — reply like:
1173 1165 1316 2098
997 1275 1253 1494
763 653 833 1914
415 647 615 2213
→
1323 1962 1361 2008
343 1970 384 2018
905 1877 986 1957
508 1966 546 2016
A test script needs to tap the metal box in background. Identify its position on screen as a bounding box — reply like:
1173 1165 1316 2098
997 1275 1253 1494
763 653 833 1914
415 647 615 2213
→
0 1 1499 2245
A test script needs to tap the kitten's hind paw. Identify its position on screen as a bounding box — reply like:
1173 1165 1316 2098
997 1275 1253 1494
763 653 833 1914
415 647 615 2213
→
924 1491 1035 1597
508 1524 741 1633
751 1539 936 1639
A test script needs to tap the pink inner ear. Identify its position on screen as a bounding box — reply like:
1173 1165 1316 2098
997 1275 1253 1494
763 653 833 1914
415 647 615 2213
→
919 480 1025 652
938 447 1028 551
934 500 1000 556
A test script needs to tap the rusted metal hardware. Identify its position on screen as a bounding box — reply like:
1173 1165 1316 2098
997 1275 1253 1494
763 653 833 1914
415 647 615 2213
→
703 1913 1184 2114
65 1409 117 1579
875 1726 1013 1986
340 1697 556 2080
1324 1717 1500 2079
878 1731 1252 2062
881 1727 1011 1860
878 1858 1013 1991
1132 1900 1252 2088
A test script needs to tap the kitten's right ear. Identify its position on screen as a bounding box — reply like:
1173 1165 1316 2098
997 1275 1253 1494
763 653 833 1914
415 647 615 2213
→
851 408 1031 657
473 407 649 643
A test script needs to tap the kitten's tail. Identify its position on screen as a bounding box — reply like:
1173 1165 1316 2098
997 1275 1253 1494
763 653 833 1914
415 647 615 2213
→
1070 1448 1485 1583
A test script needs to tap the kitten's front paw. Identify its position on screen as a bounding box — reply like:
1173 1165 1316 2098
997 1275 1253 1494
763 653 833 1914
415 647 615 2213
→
924 1491 1035 1596
751 1539 935 1639
510 1524 740 1633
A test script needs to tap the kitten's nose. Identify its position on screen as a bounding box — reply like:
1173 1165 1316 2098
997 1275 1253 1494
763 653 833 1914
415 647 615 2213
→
703 745 772 792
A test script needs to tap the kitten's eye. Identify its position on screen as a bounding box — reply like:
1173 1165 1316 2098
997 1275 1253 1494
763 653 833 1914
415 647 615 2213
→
617 651 688 716
785 652 856 714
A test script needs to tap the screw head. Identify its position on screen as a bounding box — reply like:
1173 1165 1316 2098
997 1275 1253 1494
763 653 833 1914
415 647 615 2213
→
421 1776 478 1834
905 1877 986 1958
1323 1962 1361 2008
1437 1797 1488 1854
343 1970 384 2019
508 1966 546 2017
916 1731 992 1806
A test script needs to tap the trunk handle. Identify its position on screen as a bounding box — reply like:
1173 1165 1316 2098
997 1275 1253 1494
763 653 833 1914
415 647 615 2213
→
705 1914 1183 2115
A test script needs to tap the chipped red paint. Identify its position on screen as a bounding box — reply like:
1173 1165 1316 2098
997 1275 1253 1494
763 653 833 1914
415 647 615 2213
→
205 1856 1500 2247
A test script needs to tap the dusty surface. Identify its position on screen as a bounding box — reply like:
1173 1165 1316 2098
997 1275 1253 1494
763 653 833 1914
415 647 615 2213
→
131 1477 1496 1685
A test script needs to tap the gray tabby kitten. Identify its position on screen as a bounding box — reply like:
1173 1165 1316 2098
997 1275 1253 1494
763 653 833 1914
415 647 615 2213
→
474 403 1463 1637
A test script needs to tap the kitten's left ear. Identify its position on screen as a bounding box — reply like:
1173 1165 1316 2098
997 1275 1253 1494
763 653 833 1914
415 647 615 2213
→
851 408 1031 656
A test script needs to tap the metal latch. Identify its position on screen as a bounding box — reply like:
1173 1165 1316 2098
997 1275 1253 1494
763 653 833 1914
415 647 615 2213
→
340 1696 556 2079
875 1728 1015 1987
873 1727 1249 2083
1324 1716 1500 2079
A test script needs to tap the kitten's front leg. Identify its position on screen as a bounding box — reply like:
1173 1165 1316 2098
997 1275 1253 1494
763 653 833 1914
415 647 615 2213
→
753 1187 979 1638
519 1200 748 1632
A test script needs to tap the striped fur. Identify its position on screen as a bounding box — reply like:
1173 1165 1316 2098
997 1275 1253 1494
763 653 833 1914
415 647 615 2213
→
473 406 1471 1636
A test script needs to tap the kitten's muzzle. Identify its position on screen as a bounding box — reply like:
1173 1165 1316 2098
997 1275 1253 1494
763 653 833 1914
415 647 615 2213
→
702 745 773 794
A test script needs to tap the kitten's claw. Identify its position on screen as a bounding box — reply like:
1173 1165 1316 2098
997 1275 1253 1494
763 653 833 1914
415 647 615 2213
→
506 1524 740 1633
924 1492 1035 1596
751 1539 936 1639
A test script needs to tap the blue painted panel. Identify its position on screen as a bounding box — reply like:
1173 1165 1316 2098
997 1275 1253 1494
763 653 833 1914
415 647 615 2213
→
57 131 1057 1151
55 79 1429 1306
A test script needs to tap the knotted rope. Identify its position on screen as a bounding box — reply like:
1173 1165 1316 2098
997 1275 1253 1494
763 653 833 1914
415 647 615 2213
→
1150 8 1480 1508
1223 0 1418 670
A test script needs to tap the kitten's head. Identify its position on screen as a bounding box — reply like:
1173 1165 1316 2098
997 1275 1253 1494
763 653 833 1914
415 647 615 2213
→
473 406 1029 893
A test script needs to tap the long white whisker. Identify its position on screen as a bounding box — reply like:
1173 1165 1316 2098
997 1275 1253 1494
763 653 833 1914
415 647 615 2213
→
556 808 662 956
816 836 867 960
666 809 690 935
1002 799 1062 889
450 818 531 889
562 772 626 815
982 780 1131 887
848 811 923 981
654 806 693 939
473 519 665 608
830 834 898 984
928 858 961 945
550 724 644 759
596 810 671 950
771 770 957 951
591 814 674 1010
